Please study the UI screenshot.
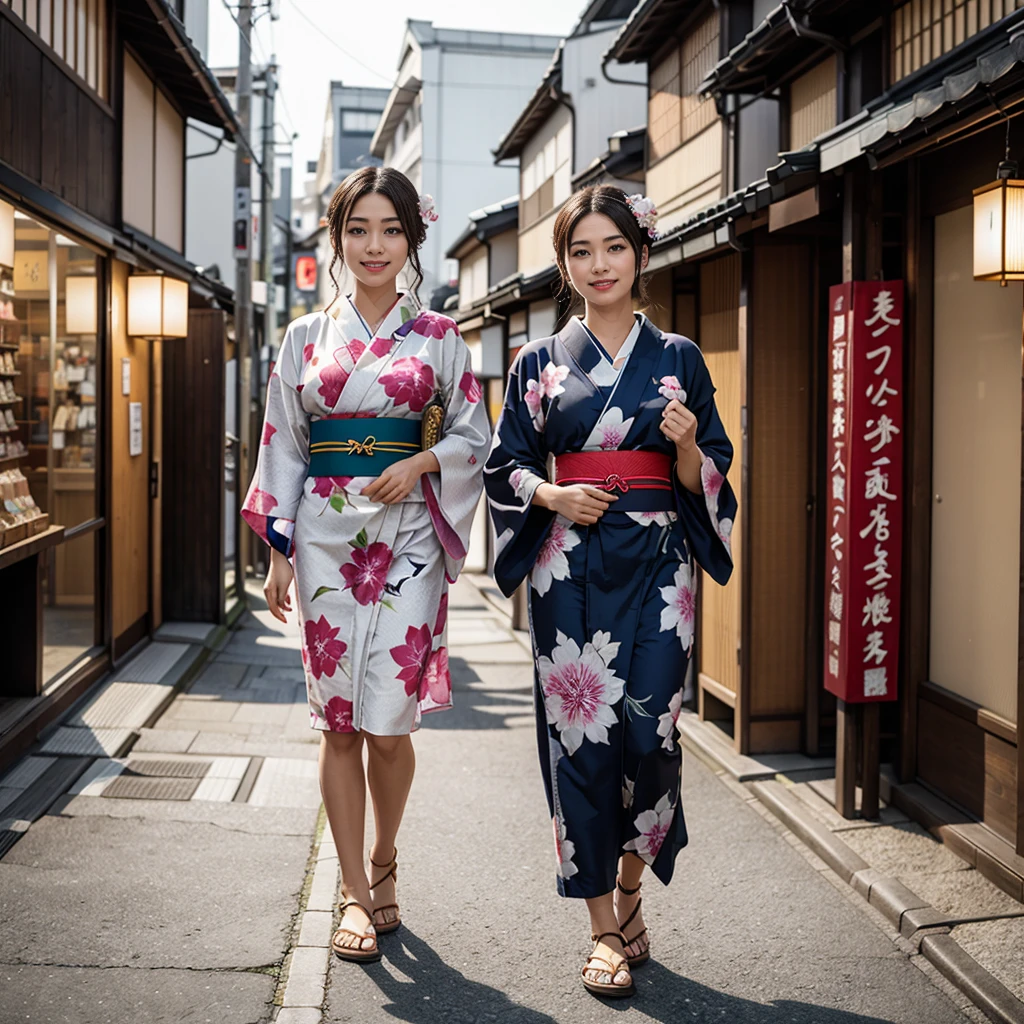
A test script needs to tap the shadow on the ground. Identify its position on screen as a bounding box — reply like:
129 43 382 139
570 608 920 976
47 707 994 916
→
356 929 908 1024
359 926 560 1023
418 655 536 732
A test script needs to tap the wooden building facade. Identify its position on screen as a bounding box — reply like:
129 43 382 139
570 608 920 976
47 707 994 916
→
0 0 240 768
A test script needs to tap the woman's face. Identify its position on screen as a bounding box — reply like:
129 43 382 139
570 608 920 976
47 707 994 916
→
341 191 410 291
563 212 647 310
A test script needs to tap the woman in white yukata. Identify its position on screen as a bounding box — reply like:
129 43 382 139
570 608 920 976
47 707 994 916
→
242 167 489 963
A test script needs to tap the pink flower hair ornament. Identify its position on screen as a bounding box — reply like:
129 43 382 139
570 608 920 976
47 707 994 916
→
419 194 439 224
624 193 659 240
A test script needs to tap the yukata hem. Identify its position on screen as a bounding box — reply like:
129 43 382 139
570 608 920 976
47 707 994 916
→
309 699 454 737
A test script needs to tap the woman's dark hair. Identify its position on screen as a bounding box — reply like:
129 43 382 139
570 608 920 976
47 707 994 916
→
552 185 651 317
325 166 427 302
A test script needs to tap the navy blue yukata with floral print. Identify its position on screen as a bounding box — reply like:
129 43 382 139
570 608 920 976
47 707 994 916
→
484 313 737 898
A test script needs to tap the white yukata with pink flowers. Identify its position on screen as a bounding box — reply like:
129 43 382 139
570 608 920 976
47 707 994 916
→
485 314 736 898
242 294 489 735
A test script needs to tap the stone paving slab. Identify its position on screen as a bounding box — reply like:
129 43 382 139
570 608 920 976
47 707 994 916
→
132 727 198 753
114 642 191 683
248 757 321 808
68 680 174 730
0 964 275 1024
39 727 134 757
187 731 318 760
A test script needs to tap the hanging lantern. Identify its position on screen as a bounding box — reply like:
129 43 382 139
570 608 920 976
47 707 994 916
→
65 275 98 334
127 273 188 337
974 122 1024 285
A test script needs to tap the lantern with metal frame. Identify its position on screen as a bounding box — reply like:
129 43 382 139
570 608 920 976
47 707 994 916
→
973 120 1024 285
127 272 188 338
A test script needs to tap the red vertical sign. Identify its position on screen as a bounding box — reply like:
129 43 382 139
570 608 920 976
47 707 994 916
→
824 281 904 703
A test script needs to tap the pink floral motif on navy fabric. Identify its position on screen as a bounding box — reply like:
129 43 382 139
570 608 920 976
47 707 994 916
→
379 357 436 412
323 695 355 733
391 623 433 696
339 542 394 606
304 615 347 680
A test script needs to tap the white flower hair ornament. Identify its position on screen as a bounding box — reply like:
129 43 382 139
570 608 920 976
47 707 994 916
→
625 193 659 240
418 194 439 224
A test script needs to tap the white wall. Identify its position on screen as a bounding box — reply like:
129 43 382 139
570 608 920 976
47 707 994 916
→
185 124 237 278
563 27 647 176
930 205 1021 723
423 46 557 294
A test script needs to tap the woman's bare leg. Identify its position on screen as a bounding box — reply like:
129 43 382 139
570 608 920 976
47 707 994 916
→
364 732 415 926
583 893 631 987
319 730 375 951
615 852 648 959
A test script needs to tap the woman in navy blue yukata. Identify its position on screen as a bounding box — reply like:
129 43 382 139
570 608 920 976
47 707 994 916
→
484 185 737 998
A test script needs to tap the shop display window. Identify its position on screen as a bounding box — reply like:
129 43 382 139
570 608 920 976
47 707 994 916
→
1 210 102 683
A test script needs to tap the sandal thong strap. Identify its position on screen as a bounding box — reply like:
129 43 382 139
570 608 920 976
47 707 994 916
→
585 933 630 978
338 899 376 933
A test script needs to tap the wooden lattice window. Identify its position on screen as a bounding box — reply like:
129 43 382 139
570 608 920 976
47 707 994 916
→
648 47 682 162
891 0 1024 83
648 8 720 164
681 11 720 143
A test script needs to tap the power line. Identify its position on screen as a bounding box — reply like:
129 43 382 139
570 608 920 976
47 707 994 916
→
281 0 395 86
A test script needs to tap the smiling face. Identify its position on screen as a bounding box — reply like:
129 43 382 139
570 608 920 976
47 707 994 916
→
340 191 410 291
563 212 647 311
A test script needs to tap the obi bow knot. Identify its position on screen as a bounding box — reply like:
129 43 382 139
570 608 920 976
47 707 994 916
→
346 436 378 456
600 473 630 494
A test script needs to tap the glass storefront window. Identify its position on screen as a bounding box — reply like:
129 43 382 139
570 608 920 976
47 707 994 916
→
1 209 102 683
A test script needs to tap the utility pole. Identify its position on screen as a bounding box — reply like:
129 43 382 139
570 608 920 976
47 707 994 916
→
233 0 254 587
261 56 277 354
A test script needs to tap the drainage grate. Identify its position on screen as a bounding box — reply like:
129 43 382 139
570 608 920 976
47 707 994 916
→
102 776 200 801
124 759 212 779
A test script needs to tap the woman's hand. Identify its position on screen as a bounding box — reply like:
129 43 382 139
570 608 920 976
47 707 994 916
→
361 450 441 505
660 399 698 451
264 549 295 623
660 399 703 494
534 482 617 526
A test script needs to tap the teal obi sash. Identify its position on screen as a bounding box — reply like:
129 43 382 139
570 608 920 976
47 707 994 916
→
308 417 421 477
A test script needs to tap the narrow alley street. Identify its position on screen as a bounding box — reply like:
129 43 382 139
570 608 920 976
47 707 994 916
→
0 579 985 1024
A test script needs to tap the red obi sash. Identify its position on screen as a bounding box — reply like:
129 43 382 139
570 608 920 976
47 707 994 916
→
553 451 676 512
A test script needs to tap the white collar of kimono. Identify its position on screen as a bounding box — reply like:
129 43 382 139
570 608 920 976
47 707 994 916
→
327 291 415 342
577 314 643 387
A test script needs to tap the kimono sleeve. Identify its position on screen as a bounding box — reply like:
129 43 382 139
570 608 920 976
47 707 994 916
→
240 322 309 557
675 348 737 586
420 325 491 583
483 347 555 598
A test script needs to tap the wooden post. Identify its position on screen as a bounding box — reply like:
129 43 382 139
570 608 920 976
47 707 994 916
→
861 702 880 819
835 698 859 817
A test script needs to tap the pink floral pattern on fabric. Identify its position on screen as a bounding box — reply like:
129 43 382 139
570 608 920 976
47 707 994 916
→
304 615 347 681
379 357 436 412
701 454 734 555
624 792 675 865
323 695 355 733
411 311 453 340
584 407 634 452
656 688 685 752
459 371 482 404
317 360 350 408
659 560 696 653
302 343 314 364
262 423 277 446
370 335 393 358
553 815 578 879
530 517 580 597
433 591 449 636
658 375 687 403
339 541 394 606
419 646 450 703
539 630 626 756
248 488 277 515
391 624 433 696
311 476 353 499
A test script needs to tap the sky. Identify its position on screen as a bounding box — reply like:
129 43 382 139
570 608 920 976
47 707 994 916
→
207 0 588 196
